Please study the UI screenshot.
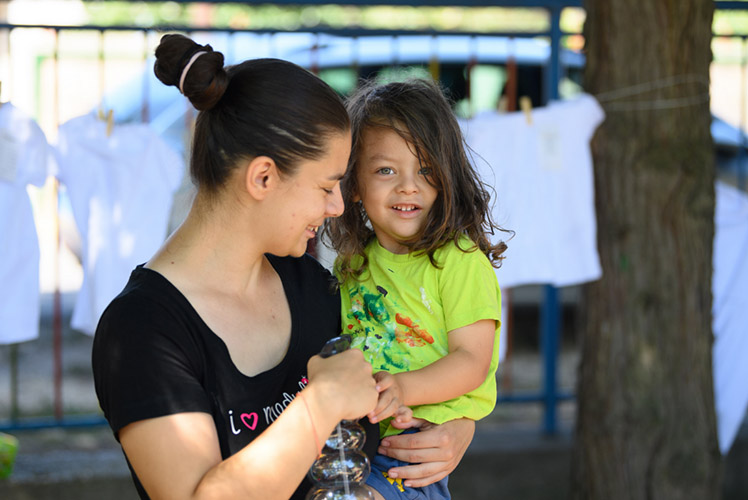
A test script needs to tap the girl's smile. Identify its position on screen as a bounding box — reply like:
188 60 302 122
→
392 204 421 213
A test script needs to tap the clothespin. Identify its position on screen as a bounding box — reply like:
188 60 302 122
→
105 108 114 137
97 105 114 136
429 55 440 82
429 35 440 82
497 95 508 114
519 96 533 125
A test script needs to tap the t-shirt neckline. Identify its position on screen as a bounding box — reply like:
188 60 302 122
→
134 257 298 381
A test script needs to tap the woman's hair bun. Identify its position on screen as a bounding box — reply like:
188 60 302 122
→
153 33 228 111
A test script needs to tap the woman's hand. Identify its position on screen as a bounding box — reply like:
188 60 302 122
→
376 417 475 488
307 348 378 421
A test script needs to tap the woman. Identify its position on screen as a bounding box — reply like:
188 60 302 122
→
92 33 474 500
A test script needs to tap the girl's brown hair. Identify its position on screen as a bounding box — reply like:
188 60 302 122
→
322 78 509 283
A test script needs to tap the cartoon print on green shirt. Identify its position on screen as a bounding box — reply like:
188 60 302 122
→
344 283 435 373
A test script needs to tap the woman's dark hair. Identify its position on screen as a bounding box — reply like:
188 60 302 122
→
153 33 350 193
322 77 508 282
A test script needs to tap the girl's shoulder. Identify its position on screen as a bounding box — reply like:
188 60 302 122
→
434 235 493 270
435 234 479 257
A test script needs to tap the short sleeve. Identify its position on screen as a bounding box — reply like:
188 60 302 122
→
22 121 53 188
0 105 51 187
92 292 212 437
438 242 502 333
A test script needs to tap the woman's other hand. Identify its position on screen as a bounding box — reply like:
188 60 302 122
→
377 417 475 488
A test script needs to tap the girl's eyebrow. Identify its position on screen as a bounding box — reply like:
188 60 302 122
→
368 152 396 162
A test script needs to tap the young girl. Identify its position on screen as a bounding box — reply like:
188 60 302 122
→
324 78 506 500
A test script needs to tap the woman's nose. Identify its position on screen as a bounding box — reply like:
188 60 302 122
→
327 184 345 217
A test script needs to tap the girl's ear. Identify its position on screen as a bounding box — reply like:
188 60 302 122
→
352 181 362 203
245 156 279 200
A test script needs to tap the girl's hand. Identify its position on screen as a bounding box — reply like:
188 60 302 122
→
368 371 405 423
376 418 475 488
307 349 378 421
388 404 414 429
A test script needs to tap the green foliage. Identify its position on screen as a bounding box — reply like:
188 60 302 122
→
714 9 748 36
82 2 550 33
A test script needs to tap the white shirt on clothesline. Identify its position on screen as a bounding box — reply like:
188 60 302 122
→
0 103 53 344
54 113 185 335
460 93 605 290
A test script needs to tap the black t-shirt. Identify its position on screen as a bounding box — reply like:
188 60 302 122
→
92 253 378 500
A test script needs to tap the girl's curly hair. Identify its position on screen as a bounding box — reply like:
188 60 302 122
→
321 77 510 284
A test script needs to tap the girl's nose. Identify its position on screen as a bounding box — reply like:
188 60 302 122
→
396 172 419 194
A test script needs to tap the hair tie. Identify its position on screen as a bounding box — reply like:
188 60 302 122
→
179 51 207 94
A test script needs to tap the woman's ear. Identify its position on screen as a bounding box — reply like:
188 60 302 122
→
245 156 279 200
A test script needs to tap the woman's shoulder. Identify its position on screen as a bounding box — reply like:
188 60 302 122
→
94 266 198 348
102 266 185 316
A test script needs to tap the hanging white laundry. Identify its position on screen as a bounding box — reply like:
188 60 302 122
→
0 103 53 344
713 181 748 454
55 113 185 335
460 93 605 289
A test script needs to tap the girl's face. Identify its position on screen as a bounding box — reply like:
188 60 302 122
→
355 126 438 254
272 131 350 257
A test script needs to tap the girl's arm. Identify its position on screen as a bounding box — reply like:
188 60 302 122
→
369 319 496 423
119 349 377 500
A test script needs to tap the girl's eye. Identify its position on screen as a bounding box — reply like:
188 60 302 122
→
322 188 333 194
377 167 394 175
419 167 433 176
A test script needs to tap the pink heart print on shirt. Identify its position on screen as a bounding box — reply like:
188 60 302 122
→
241 412 258 430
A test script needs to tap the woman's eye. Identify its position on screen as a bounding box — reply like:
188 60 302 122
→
322 188 333 194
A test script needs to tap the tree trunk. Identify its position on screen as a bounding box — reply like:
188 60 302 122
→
572 1 722 499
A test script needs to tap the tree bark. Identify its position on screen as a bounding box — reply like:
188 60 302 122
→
573 1 722 499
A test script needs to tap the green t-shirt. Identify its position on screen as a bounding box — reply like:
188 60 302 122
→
338 235 502 437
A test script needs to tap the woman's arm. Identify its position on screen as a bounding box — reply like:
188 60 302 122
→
376 418 476 488
119 349 378 500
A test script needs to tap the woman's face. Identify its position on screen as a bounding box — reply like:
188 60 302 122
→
271 131 351 257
